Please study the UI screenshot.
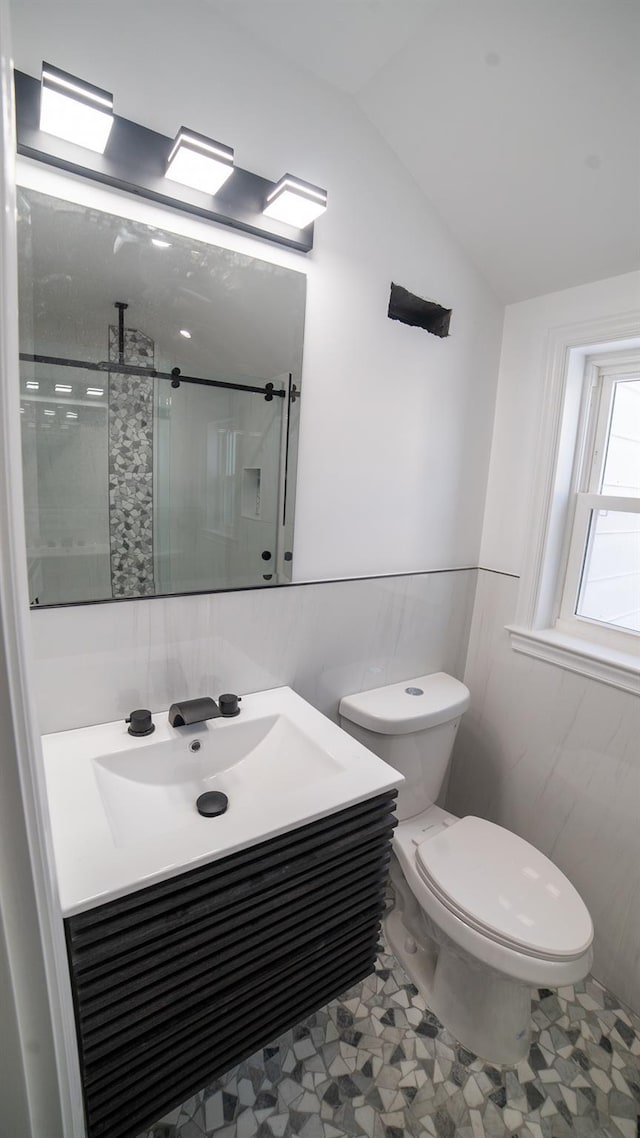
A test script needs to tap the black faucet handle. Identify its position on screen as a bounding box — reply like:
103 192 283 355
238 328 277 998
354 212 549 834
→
218 693 241 717
126 709 155 737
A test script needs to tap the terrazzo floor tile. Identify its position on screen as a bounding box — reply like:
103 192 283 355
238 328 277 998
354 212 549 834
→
140 940 640 1138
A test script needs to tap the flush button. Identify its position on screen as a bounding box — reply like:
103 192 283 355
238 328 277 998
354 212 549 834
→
405 686 424 696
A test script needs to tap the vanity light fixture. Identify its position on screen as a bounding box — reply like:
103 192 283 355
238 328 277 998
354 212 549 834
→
263 174 327 229
166 128 234 197
39 62 114 154
17 68 326 252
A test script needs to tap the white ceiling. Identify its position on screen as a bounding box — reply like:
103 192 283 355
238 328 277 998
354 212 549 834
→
213 0 640 302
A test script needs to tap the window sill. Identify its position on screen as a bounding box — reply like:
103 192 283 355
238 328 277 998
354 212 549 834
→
506 624 640 696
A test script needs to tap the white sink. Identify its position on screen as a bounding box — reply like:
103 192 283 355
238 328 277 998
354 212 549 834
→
42 686 403 915
92 713 343 846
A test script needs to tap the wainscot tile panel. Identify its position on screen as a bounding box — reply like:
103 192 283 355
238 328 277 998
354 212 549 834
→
30 569 476 733
448 569 640 1015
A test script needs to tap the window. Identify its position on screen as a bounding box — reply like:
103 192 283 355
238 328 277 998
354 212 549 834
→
507 313 640 695
558 357 640 652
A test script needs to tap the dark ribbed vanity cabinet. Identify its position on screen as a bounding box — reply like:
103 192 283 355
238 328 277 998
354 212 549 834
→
64 791 397 1138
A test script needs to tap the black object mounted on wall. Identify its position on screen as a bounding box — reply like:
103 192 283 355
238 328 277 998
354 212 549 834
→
14 69 319 253
388 282 452 338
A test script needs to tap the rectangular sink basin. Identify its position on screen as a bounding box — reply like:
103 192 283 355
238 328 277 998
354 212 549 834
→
92 713 343 846
42 686 403 915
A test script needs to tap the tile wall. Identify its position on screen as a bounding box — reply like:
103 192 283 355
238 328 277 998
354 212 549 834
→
30 569 476 735
448 570 640 1014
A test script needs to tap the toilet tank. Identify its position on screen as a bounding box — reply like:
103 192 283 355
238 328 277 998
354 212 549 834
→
339 673 470 821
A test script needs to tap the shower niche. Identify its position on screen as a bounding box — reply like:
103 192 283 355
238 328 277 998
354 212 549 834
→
17 186 306 605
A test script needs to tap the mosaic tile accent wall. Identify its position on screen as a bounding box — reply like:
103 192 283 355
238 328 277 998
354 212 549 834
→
108 325 156 597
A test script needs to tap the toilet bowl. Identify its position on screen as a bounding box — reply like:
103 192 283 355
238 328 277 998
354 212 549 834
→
339 673 594 1065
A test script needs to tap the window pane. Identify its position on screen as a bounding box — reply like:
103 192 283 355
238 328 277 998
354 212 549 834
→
601 379 640 497
577 509 640 633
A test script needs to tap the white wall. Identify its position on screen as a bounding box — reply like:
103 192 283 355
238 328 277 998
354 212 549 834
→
480 270 640 575
0 629 61 1138
449 570 640 1012
0 1 75 1129
10 0 503 584
449 272 640 1013
32 569 476 736
0 908 30 1138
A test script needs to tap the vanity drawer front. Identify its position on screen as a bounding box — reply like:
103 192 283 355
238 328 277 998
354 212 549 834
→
65 790 397 1138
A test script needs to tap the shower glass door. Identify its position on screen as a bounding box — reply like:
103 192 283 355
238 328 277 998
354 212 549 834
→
153 376 286 595
20 361 288 605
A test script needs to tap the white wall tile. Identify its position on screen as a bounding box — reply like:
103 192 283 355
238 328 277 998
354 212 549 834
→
448 569 640 1013
32 570 476 735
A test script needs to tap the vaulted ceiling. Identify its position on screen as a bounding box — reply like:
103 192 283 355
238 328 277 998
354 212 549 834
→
212 0 640 302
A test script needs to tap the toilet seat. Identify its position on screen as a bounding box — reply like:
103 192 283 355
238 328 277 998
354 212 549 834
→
415 816 593 961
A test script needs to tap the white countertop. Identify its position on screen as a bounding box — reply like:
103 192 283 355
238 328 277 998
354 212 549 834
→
42 686 403 916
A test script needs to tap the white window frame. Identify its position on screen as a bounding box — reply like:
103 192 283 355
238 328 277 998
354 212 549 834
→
556 358 640 652
506 312 640 696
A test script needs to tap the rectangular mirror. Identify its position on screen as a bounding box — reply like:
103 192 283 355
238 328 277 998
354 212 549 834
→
17 187 305 605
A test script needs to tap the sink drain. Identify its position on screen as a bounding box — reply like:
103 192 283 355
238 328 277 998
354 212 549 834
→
196 791 228 818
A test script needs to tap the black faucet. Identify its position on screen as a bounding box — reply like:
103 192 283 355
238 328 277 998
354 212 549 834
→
168 697 221 728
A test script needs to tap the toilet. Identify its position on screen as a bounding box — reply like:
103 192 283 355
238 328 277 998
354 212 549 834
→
339 673 594 1065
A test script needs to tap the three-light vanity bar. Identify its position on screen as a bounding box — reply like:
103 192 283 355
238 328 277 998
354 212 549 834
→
14 63 328 253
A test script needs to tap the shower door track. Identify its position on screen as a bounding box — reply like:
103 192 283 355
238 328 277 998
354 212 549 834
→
19 352 286 399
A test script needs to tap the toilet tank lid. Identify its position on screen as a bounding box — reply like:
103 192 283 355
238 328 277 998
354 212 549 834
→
339 673 470 735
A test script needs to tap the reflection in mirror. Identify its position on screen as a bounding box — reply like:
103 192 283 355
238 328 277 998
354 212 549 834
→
17 188 305 606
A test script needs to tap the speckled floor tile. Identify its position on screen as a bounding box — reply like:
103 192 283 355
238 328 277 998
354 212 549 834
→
139 940 640 1138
